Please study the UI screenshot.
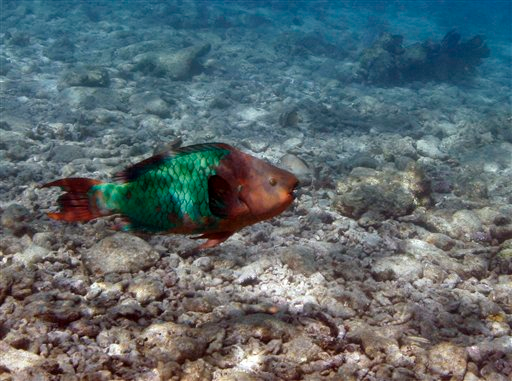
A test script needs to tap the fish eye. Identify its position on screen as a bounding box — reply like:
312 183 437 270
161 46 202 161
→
268 177 277 186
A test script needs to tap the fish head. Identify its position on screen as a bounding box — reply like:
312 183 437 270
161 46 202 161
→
237 154 299 221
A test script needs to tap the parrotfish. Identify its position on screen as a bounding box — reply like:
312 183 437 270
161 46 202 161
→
43 143 298 248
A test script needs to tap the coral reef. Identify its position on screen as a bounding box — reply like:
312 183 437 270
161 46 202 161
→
358 30 490 85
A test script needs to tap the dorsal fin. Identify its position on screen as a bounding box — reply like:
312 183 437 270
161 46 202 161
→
114 142 232 182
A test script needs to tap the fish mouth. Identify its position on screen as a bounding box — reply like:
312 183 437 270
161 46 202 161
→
290 180 300 199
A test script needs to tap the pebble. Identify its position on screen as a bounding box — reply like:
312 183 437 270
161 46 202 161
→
130 92 170 118
427 342 467 381
0 342 44 373
372 255 423 282
63 67 110 87
282 137 303 150
13 243 49 266
192 256 214 272
283 335 324 364
416 135 447 159
280 245 317 276
181 359 213 381
279 153 312 184
451 209 483 240
82 233 159 275
490 224 512 243
235 258 272 285
133 43 211 80
127 278 165 305
334 167 427 220
31 232 56 250
140 322 208 363
1 203 29 231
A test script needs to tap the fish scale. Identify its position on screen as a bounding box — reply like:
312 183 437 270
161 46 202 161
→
91 147 228 232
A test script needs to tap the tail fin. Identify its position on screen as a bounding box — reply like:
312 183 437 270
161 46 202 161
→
42 178 106 222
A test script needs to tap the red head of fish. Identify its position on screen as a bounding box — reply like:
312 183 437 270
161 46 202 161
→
209 144 299 233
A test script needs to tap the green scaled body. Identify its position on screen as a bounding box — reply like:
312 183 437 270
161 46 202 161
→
91 145 230 233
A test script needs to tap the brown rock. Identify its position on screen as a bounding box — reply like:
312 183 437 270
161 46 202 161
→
181 359 213 381
428 342 467 381
140 322 208 363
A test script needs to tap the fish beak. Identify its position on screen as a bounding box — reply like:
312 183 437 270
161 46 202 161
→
290 180 299 199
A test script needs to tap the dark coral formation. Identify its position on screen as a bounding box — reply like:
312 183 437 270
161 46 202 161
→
358 30 490 85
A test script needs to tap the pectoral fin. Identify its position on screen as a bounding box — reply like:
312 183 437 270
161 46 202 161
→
193 231 235 249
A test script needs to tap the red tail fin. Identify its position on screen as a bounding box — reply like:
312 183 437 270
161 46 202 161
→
42 178 104 222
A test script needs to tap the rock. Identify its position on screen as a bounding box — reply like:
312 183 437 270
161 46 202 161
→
382 135 418 161
0 57 11 75
1 203 30 230
0 268 14 303
31 232 56 250
109 300 145 320
82 233 159 275
60 86 125 111
69 319 101 338
282 137 303 151
14 244 49 266
63 67 110 87
44 37 76 62
283 334 324 364
334 166 430 220
416 135 447 159
114 40 163 60
362 328 399 360
226 313 296 344
6 31 30 47
86 281 123 306
0 342 45 372
24 291 83 324
133 43 211 80
241 138 269 153
280 246 317 276
425 233 456 251
215 371 262 381
467 336 512 363
320 296 357 319
235 257 272 285
490 240 512 274
490 224 512 243
371 255 423 282
182 296 217 313
279 108 300 127
358 31 489 84
192 256 214 272
181 359 213 381
51 144 86 162
140 322 208 363
427 342 468 381
279 154 312 185
130 92 171 118
450 210 483 240
127 278 164 305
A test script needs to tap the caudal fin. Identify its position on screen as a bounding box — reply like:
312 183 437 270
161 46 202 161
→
42 178 105 222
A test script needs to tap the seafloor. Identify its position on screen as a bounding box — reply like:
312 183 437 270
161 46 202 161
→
0 1 511 380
